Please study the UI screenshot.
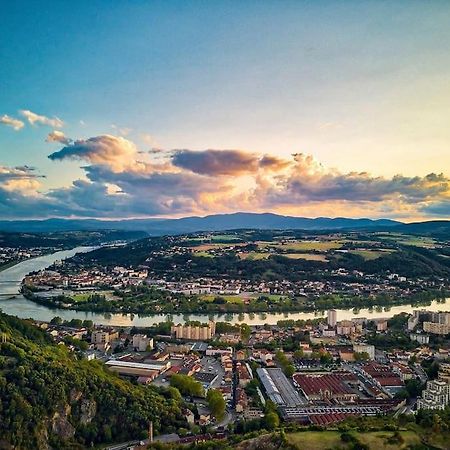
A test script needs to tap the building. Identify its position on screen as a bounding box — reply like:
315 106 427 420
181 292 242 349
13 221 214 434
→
237 362 252 387
423 321 450 335
327 309 337 327
293 372 358 402
376 320 388 332
235 388 249 413
417 380 450 410
439 363 450 383
171 321 216 340
105 359 171 377
353 343 375 360
336 320 361 336
410 332 430 345
91 329 118 345
256 368 304 408
132 334 154 352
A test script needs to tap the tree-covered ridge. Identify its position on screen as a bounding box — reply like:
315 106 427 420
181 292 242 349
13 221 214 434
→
0 312 185 449
73 230 450 280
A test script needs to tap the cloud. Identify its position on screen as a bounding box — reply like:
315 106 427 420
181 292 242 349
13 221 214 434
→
263 154 450 204
46 130 72 145
48 135 139 171
20 109 64 128
171 149 291 176
0 165 44 194
2 137 450 219
0 114 25 131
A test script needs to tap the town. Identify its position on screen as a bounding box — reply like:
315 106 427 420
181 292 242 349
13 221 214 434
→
32 304 450 447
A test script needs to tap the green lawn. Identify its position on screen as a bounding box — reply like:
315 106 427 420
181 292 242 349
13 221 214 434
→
70 293 92 302
287 431 422 450
199 294 243 304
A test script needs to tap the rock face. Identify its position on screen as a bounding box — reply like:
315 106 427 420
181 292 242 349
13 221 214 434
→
70 388 83 402
51 405 75 440
80 398 97 425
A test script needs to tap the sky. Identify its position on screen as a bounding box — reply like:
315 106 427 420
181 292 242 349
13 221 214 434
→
1 0 449 221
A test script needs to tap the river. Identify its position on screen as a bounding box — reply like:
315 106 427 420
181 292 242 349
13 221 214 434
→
0 247 449 327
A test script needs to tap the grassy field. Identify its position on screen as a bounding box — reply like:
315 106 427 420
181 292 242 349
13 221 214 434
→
210 234 242 242
272 240 343 252
281 253 329 262
349 249 394 260
238 251 271 260
286 431 422 450
199 294 244 304
70 293 92 302
193 251 215 258
376 233 436 248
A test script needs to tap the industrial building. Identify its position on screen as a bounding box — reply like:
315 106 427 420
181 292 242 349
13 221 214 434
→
256 368 304 407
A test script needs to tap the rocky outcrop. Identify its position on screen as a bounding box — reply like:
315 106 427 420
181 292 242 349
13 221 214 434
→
51 405 75 440
80 398 97 425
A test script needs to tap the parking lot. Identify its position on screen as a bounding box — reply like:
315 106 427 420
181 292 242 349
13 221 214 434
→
199 356 226 389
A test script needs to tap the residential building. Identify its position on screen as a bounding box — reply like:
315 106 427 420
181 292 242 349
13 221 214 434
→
417 380 450 410
132 334 154 352
171 321 216 340
327 309 337 327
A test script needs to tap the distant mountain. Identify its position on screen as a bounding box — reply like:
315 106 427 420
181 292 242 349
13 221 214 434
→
0 212 400 234
392 220 450 238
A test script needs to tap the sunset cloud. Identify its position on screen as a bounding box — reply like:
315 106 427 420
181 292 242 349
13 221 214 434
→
1 135 450 219
0 114 24 131
20 109 64 128
46 130 72 145
0 165 44 194
48 135 139 171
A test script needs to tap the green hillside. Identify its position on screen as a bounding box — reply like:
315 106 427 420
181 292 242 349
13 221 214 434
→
0 313 185 449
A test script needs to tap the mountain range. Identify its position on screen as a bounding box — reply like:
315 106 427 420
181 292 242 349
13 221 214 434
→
0 212 401 234
0 213 449 237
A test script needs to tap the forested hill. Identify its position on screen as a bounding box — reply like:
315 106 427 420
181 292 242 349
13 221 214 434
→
0 313 185 449
0 229 147 248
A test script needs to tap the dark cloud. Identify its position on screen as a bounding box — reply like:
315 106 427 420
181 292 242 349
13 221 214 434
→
171 149 290 176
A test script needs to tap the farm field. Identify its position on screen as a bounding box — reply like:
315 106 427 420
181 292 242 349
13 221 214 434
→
238 251 270 260
271 240 343 252
349 249 395 260
376 233 437 248
281 253 329 261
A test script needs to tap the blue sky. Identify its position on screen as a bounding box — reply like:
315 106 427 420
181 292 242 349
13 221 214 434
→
1 1 450 219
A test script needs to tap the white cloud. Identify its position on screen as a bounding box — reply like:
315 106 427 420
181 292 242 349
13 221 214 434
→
0 114 25 131
20 109 64 128
46 130 72 145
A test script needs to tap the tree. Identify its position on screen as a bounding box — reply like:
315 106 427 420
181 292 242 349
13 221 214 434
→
264 412 280 430
170 374 204 397
206 389 226 420
50 316 62 325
